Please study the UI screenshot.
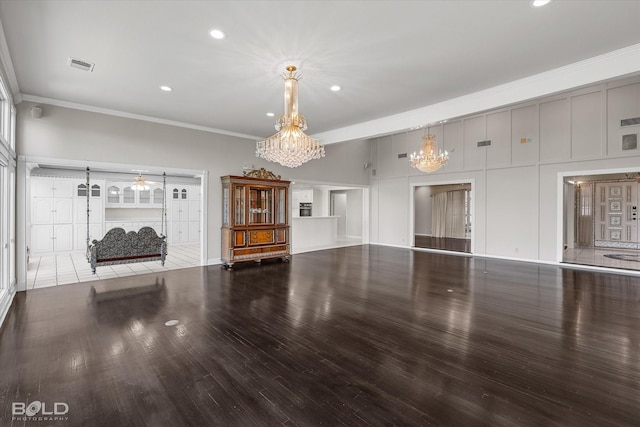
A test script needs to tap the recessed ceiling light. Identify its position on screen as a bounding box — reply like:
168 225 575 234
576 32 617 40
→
160 85 172 92
266 112 275 117
531 0 552 7
330 85 342 92
209 29 226 40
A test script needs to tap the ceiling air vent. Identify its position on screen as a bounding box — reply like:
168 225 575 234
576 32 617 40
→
621 117 640 127
67 57 95 72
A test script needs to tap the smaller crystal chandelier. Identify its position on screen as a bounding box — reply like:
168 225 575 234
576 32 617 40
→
409 128 449 173
131 173 151 191
256 65 325 168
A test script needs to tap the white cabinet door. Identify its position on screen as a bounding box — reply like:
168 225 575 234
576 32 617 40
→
121 222 137 233
75 223 104 250
32 178 74 198
190 185 201 200
170 221 188 243
74 198 103 223
32 198 53 224
74 224 87 250
170 201 182 221
188 200 200 221
145 221 164 236
32 179 54 197
53 180 74 197
188 221 200 243
53 198 73 223
31 225 54 252
89 199 103 223
54 224 73 251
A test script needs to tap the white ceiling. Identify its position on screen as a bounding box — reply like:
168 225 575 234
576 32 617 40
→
1 0 639 144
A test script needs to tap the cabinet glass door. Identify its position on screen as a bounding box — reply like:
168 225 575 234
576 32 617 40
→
222 185 229 226
234 186 245 225
249 187 273 224
123 186 135 204
153 188 163 204
139 189 151 204
107 186 120 204
277 188 286 224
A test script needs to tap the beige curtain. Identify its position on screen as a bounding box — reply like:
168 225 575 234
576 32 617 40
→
446 190 466 238
432 190 466 238
432 192 447 237
577 183 593 247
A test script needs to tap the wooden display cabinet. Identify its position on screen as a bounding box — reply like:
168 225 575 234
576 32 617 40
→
221 169 290 269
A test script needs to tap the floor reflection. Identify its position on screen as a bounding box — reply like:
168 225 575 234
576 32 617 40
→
90 278 168 326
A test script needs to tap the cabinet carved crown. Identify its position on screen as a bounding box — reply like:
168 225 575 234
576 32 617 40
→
242 168 281 181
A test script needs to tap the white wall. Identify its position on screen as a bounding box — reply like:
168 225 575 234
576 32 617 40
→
16 102 371 262
371 76 640 263
313 188 329 217
414 186 432 235
345 189 363 238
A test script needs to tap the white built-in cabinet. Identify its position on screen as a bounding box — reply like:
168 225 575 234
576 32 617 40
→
31 177 201 253
30 178 74 252
168 185 201 244
291 189 313 217
105 182 164 207
73 180 104 251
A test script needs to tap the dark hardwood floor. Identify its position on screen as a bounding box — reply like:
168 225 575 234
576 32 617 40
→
1 245 640 426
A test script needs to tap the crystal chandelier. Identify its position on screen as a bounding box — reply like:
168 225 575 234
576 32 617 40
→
409 130 449 173
131 173 151 191
256 65 325 168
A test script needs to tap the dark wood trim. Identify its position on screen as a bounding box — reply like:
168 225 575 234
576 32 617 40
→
414 235 471 253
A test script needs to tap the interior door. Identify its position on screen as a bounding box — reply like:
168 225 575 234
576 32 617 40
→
594 182 639 249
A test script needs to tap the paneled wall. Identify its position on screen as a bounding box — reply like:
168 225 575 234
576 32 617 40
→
370 77 640 262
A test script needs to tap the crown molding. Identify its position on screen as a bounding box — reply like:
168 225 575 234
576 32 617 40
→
313 43 640 145
0 18 20 101
20 94 262 141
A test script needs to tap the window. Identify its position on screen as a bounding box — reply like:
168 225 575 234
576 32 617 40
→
181 188 187 199
0 72 16 296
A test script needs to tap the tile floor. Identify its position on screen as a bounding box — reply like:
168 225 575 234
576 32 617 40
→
27 243 201 289
563 247 640 272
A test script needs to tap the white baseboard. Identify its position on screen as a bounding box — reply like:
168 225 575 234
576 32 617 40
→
0 285 17 329
207 258 223 265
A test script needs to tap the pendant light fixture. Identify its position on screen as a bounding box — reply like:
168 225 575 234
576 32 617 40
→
256 65 325 168
409 127 449 173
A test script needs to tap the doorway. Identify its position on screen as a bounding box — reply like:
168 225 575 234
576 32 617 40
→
413 183 472 253
564 173 640 271
23 159 206 289
330 192 347 237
